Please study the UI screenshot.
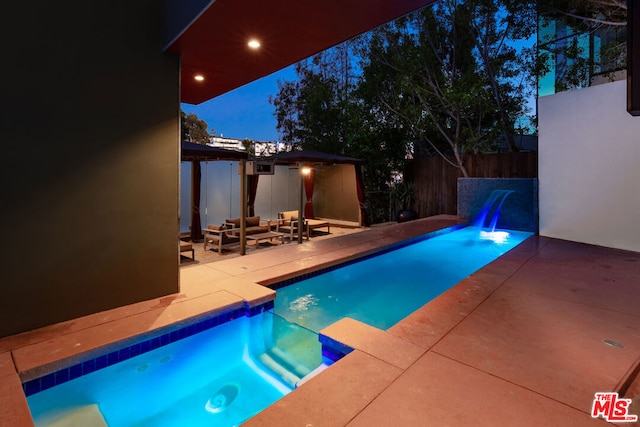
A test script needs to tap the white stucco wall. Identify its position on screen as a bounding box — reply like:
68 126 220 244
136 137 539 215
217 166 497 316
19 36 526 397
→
539 80 640 252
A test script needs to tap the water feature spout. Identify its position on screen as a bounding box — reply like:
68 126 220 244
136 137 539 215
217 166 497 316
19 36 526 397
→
473 190 514 231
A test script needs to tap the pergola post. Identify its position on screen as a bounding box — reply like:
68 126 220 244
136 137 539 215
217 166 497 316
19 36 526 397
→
298 162 305 244
240 159 247 255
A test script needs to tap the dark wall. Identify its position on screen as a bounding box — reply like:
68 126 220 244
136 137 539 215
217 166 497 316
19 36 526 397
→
0 1 181 337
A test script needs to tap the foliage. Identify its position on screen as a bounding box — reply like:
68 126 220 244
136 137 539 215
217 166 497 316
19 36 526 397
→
358 0 536 175
242 138 256 157
270 0 537 217
269 41 409 200
390 181 416 210
181 111 213 144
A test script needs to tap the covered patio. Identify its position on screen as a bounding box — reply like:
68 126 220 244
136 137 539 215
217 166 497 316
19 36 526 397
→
270 150 367 228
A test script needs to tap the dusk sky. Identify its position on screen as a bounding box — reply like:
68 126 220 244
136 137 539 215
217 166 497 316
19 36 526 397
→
181 65 298 143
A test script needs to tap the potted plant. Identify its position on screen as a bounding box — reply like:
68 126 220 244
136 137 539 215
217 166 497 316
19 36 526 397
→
391 181 419 223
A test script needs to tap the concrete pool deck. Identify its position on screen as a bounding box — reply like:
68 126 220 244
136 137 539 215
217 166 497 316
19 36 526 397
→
2 215 640 426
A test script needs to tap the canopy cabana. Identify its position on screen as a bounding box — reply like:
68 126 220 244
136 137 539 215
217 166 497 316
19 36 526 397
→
271 150 366 225
181 141 248 242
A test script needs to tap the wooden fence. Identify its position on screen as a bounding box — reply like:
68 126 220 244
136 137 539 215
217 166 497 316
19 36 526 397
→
405 151 538 218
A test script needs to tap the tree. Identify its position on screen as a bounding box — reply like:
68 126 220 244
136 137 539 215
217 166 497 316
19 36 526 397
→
466 0 537 151
358 0 537 176
270 44 358 154
270 0 536 215
270 43 411 221
181 111 213 144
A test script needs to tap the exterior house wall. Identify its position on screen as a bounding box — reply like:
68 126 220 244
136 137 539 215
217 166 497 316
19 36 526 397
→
538 80 640 252
0 1 180 337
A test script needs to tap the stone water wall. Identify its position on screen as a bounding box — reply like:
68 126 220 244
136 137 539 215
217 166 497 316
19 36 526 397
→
457 178 538 232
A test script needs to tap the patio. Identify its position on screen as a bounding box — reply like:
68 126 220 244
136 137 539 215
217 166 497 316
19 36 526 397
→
2 215 640 426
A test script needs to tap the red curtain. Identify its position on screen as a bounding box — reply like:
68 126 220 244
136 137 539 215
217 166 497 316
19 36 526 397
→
190 160 203 241
247 174 260 217
354 164 367 226
303 168 315 219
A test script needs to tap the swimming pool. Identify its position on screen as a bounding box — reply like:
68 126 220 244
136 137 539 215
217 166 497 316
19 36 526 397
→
26 310 321 427
25 225 531 426
273 226 533 332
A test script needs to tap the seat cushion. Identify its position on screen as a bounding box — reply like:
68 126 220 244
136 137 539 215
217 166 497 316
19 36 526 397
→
225 218 241 228
246 216 260 227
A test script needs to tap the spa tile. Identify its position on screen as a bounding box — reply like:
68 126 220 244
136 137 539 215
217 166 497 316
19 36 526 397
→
432 286 640 413
14 290 245 380
244 350 403 427
347 352 606 427
0 373 34 427
388 275 502 349
321 318 425 369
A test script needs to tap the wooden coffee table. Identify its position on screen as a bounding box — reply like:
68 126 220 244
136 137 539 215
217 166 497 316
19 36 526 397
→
246 231 285 248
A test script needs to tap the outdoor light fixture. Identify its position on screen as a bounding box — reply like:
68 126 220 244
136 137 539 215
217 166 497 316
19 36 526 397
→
194 74 205 82
301 166 311 175
247 39 261 49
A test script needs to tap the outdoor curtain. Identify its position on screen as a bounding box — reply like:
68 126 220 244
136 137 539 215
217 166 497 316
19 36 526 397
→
190 160 203 241
304 167 315 219
248 174 260 217
354 164 367 226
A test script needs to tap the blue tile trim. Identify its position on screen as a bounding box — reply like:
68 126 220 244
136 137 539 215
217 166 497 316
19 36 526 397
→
318 334 354 363
269 224 466 290
23 302 272 397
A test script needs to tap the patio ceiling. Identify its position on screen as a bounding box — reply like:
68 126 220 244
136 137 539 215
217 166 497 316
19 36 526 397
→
164 0 436 105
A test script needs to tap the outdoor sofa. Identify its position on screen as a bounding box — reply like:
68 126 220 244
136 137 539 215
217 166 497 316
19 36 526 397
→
203 216 270 253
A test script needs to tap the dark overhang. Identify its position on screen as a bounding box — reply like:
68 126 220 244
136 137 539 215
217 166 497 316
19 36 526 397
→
164 0 436 104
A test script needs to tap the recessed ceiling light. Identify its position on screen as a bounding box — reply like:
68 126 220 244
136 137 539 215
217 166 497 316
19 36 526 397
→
248 39 261 49
194 74 205 82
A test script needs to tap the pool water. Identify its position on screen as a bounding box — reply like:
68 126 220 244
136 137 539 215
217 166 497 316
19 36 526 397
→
274 226 532 332
27 312 321 427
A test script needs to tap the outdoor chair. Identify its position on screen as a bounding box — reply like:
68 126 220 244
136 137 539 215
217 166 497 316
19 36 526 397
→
306 218 330 236
276 211 309 241
277 210 330 240
203 224 241 253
